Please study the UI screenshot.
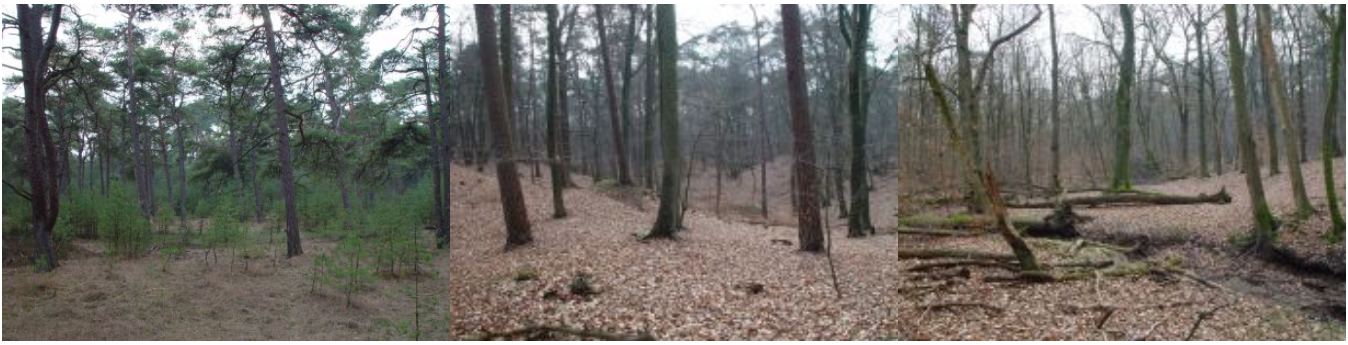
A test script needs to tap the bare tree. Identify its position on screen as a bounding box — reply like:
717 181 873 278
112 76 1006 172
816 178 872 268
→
780 4 823 253
1254 4 1314 217
1222 4 1278 254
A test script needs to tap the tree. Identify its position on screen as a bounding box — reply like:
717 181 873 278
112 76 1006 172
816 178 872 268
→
474 5 534 249
545 5 569 219
260 5 303 257
840 5 874 237
1111 4 1137 191
1222 4 1278 254
950 5 1041 211
436 4 454 248
646 4 683 239
116 5 154 218
1049 5 1062 193
780 5 824 253
749 4 771 219
1321 4 1346 238
595 5 633 186
15 4 66 272
1254 4 1314 217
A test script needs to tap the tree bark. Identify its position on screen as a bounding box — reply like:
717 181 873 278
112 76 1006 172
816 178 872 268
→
17 4 65 272
261 5 302 257
1111 4 1137 191
1254 4 1314 217
436 4 454 248
545 5 569 218
646 4 683 239
595 5 633 186
1222 4 1278 254
1323 4 1345 238
475 5 534 249
842 5 875 237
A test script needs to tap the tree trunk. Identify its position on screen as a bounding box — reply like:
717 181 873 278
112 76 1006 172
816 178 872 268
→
545 5 569 219
595 5 633 186
1111 4 1136 191
1323 4 1346 238
842 5 874 237
646 4 683 239
751 5 771 219
1254 4 1314 217
1049 5 1062 192
1222 4 1278 254
17 4 64 272
261 5 302 257
475 5 534 249
121 5 153 218
436 5 454 248
781 4 823 253
1195 10 1210 178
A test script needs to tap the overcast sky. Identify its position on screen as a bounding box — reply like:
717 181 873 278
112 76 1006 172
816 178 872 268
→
2 4 1125 99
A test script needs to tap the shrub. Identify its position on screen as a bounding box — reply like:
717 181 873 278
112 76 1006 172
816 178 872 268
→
97 185 152 258
316 233 375 308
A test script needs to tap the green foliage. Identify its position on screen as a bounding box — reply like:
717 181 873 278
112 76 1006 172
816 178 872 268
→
368 196 432 278
315 233 375 308
96 185 153 258
205 198 246 266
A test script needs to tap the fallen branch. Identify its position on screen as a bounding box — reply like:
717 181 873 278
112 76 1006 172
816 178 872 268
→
1007 188 1232 209
896 248 1017 262
1184 302 1232 340
892 227 985 237
907 259 1016 272
470 325 656 341
895 214 1042 230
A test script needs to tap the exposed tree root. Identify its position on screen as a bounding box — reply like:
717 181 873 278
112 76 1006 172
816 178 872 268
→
1006 188 1232 209
470 325 656 341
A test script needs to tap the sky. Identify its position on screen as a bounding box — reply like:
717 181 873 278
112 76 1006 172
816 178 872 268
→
1 4 1123 100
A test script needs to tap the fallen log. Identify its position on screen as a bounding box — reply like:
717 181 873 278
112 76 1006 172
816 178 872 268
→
1006 188 1232 209
896 248 1018 262
895 214 1043 230
897 205 1085 239
892 227 985 237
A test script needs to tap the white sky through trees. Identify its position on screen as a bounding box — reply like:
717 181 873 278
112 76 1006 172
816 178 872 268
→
3 4 1151 99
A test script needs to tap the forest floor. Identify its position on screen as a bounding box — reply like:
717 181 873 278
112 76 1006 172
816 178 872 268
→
3 159 1344 340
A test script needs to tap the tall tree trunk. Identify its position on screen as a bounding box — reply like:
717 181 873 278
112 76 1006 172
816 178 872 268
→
1111 4 1137 191
1049 5 1062 192
751 5 771 219
1323 4 1345 238
641 5 658 189
1254 4 1314 217
595 5 633 186
1195 12 1210 178
121 5 153 218
544 5 569 219
842 5 874 237
646 4 683 239
261 5 302 257
17 4 64 272
1223 4 1278 254
620 5 638 179
475 5 534 249
781 5 824 253
436 4 454 248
